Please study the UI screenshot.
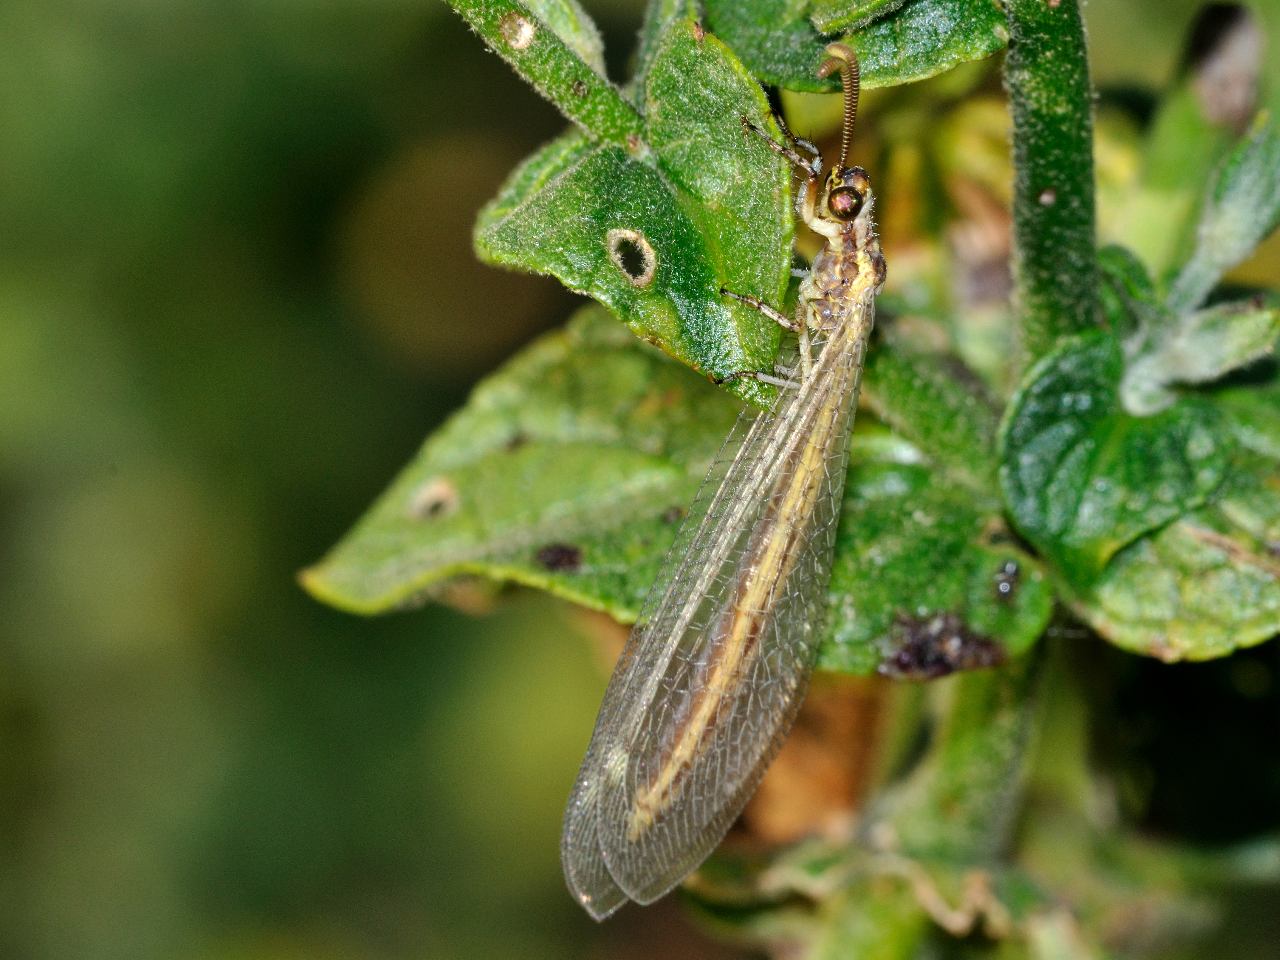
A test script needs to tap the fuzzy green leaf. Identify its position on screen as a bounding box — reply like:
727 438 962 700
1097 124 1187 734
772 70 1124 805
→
475 19 791 405
643 20 794 335
810 0 912 34
821 431 1053 675
1075 451 1280 662
1167 113 1280 312
702 0 1007 93
629 0 687 99
1103 246 1280 414
444 0 644 148
301 307 740 616
1070 370 1280 661
999 331 1228 589
307 308 1052 675
1004 0 1098 365
1124 297 1280 415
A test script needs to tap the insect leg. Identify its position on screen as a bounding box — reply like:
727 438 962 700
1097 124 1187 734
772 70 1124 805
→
797 325 813 380
713 369 800 389
773 111 821 164
740 116 819 180
719 288 799 332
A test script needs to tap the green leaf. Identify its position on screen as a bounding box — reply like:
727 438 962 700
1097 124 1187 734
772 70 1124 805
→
443 0 644 148
643 20 794 336
1069 371 1280 661
999 332 1228 589
1123 297 1280 415
1101 245 1280 414
307 308 1052 676
628 0 687 100
301 306 741 616
821 431 1053 675
702 0 1007 93
1004 0 1098 365
477 140 780 399
810 0 912 33
1167 113 1280 312
1074 453 1280 662
476 19 792 405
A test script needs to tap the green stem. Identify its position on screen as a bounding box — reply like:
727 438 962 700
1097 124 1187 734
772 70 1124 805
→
445 0 647 152
883 655 1042 865
1004 0 1098 368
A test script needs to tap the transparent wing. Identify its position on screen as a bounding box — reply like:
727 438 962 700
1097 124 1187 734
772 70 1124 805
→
561 399 770 919
564 296 875 910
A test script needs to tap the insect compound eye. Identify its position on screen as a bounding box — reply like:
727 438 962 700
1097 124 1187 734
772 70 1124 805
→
827 186 864 220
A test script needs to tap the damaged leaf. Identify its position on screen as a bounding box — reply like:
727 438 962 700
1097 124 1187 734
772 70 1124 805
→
475 19 791 404
306 309 1052 674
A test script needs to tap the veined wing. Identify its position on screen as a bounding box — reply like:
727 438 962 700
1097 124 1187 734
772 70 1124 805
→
562 293 876 914
560 379 777 919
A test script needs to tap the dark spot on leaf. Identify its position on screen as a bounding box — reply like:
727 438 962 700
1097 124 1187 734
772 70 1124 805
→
408 476 459 520
662 505 685 524
535 543 582 572
504 431 528 452
878 613 1006 681
607 228 657 287
692 20 706 42
994 559 1021 603
571 79 587 98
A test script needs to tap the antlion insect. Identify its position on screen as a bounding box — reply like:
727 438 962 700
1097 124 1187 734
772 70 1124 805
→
561 42 887 919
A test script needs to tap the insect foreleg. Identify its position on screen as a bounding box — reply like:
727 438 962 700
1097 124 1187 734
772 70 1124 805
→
773 111 821 164
712 369 801 389
719 288 800 332
720 287 813 380
739 116 820 181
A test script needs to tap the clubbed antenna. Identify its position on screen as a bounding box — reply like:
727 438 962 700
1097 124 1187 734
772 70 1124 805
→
817 42 860 171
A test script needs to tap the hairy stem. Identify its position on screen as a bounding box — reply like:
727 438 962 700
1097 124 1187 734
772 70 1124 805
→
1004 0 1098 368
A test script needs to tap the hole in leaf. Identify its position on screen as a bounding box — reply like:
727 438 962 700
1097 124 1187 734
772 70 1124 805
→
607 228 657 287
408 476 459 520
499 13 536 50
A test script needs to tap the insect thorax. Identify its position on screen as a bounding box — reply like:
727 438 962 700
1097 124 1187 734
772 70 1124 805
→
800 195 886 333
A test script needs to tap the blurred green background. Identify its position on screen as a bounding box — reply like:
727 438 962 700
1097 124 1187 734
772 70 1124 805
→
0 2 1270 959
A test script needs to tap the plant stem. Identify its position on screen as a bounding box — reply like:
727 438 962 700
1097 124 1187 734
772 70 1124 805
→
446 0 647 152
883 654 1042 865
1004 0 1098 368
